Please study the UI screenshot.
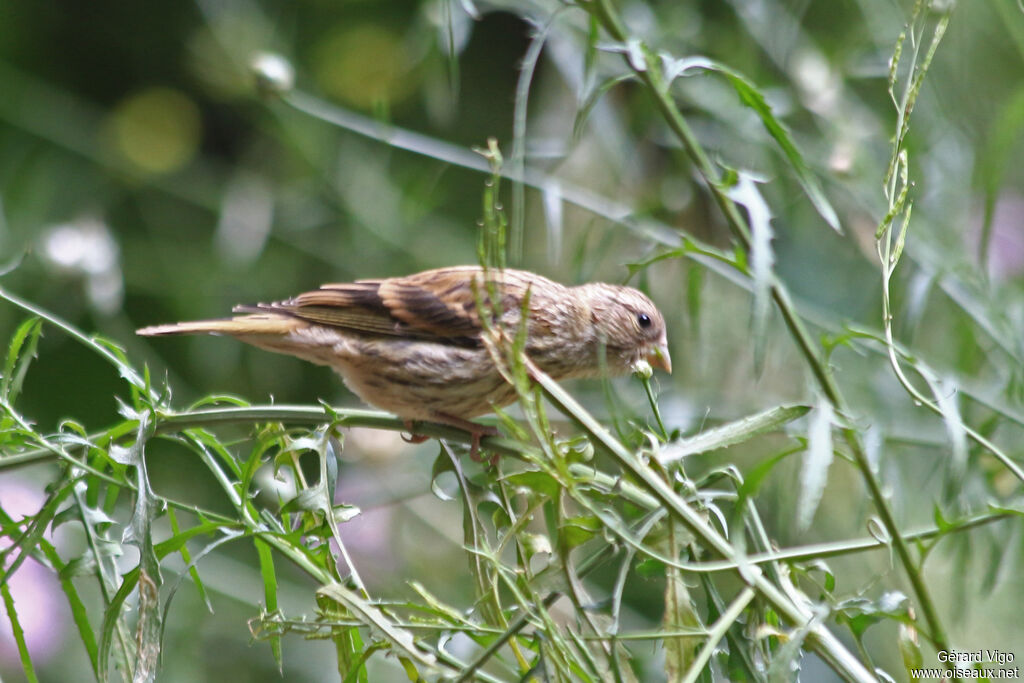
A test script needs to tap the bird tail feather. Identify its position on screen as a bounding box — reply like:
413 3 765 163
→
136 314 302 337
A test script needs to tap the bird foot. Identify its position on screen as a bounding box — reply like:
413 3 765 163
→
402 417 499 464
401 421 430 444
428 414 498 464
466 426 500 465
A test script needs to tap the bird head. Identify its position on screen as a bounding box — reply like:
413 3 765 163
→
579 283 672 376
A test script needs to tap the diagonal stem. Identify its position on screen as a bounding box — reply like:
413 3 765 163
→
586 0 949 657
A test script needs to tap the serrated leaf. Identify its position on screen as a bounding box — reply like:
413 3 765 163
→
0 581 37 680
663 569 701 680
2 317 42 404
429 447 458 501
58 554 99 580
502 470 560 499
318 582 436 669
625 38 647 71
560 515 601 549
520 532 552 559
119 409 163 681
325 436 340 497
662 519 702 681
835 592 908 638
254 538 282 673
658 405 809 462
923 372 967 496
797 398 834 532
726 171 774 374
279 486 329 515
660 54 715 84
108 443 134 466
52 502 115 530
660 53 840 232
408 581 472 627
332 504 361 523
765 618 807 682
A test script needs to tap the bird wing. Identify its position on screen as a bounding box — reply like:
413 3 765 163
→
267 281 403 336
237 267 532 342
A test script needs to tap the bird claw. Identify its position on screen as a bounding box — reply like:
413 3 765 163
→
401 421 430 444
404 417 499 464
467 427 500 466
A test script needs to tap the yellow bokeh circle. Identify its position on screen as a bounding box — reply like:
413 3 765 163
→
109 87 201 174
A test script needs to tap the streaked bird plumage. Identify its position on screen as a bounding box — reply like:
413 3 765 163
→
137 266 671 428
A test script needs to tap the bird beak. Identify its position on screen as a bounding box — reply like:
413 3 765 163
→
647 343 672 374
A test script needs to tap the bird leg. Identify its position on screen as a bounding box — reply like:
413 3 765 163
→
468 428 498 465
401 421 430 444
429 413 499 463
401 416 499 463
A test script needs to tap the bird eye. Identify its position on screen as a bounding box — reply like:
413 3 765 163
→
637 313 652 329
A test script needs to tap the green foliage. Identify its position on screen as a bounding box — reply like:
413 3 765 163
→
2 1 1024 682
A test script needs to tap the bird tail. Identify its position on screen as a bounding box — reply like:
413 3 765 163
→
136 313 303 337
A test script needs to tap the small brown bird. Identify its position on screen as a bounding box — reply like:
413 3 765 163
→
138 266 670 453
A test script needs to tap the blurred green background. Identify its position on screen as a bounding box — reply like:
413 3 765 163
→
2 0 1023 680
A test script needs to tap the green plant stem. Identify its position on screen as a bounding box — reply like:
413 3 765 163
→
586 0 949 657
640 374 668 440
1 405 526 469
678 510 1012 572
453 591 562 683
531 359 874 683
13 399 1001 560
0 581 38 683
681 587 756 683
0 284 144 389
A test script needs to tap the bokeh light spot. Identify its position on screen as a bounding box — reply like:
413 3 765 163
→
311 24 413 109
109 87 201 174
